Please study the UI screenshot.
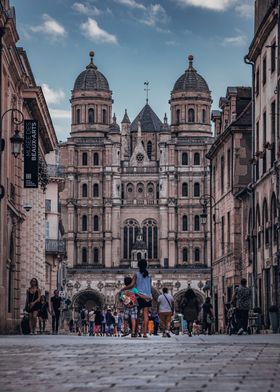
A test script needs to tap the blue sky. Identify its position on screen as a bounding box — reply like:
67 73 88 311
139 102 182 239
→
12 0 254 141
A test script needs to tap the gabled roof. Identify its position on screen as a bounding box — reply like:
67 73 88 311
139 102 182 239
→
130 103 163 132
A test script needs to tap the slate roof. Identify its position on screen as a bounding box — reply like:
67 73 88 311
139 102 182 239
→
173 55 210 94
73 52 109 92
130 103 163 132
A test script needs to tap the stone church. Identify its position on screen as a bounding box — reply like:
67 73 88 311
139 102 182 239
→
59 51 214 311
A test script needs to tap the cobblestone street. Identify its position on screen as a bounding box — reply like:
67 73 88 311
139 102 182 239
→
0 334 279 392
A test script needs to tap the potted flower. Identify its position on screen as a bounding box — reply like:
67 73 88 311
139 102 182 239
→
269 305 279 333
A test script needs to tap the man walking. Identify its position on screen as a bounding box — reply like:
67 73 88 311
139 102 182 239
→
157 287 174 338
232 278 251 335
51 290 62 335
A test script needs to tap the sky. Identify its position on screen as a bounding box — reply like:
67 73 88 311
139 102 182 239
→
12 0 255 141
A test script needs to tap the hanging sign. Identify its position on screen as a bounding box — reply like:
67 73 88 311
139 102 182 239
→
24 120 38 188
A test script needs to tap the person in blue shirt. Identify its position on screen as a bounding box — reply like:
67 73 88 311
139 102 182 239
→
120 260 152 338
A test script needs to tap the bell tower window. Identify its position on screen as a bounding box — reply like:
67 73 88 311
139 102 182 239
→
102 109 107 124
88 108 94 124
202 109 206 124
188 108 195 123
176 109 180 124
147 141 152 160
76 109 80 124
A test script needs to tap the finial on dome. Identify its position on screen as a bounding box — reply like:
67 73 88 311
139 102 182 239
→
87 50 97 69
164 113 168 124
113 113 117 123
188 54 194 69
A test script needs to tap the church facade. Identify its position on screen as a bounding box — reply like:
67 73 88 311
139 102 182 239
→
60 52 213 311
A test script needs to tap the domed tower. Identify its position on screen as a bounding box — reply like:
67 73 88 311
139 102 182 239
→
70 51 113 137
170 55 212 136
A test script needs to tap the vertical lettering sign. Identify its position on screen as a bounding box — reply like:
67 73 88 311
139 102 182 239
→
24 120 38 188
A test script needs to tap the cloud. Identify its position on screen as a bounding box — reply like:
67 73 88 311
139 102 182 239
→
141 4 169 27
165 40 179 46
81 18 118 44
175 0 235 11
49 109 71 120
30 14 66 39
115 0 146 10
222 34 247 47
235 2 254 19
72 2 102 17
42 84 65 105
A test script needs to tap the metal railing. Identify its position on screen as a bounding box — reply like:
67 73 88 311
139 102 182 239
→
45 239 66 254
47 164 64 177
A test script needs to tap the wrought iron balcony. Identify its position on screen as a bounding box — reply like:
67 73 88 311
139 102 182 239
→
47 164 64 178
45 239 66 254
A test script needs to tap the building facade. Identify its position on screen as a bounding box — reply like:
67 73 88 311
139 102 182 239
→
244 0 279 328
207 87 252 331
0 0 58 332
60 53 213 312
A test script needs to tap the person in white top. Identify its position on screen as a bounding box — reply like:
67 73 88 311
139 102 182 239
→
157 287 174 338
88 308 95 336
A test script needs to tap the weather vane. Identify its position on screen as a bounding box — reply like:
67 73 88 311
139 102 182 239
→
144 81 150 104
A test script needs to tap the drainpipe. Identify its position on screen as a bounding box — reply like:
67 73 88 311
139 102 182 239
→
244 55 257 308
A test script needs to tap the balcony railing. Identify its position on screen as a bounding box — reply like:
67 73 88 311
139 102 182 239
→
47 165 64 177
45 239 66 254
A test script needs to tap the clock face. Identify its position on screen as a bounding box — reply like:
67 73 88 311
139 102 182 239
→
136 153 144 163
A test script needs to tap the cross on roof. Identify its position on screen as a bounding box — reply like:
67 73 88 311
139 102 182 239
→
144 81 150 104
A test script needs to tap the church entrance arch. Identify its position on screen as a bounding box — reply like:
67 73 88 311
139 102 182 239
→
72 289 104 314
174 288 205 313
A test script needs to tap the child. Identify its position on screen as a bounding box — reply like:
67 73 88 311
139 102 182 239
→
148 315 154 336
192 320 201 336
120 276 139 338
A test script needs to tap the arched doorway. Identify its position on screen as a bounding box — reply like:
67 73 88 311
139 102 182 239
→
174 288 205 313
72 289 105 313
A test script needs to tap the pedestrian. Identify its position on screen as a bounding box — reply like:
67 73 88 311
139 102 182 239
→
180 288 200 337
105 308 114 336
151 310 160 336
148 316 154 335
51 290 62 335
69 319 74 333
119 276 139 337
119 259 152 338
88 308 95 336
202 297 214 335
157 287 174 338
94 308 103 336
25 278 41 334
192 320 201 335
38 295 51 334
101 309 106 335
232 278 251 335
113 311 119 336
117 311 123 336
80 306 88 335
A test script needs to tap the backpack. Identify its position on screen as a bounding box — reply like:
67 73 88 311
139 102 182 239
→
80 309 86 320
121 290 137 308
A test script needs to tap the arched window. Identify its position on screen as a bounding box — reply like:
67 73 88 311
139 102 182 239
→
194 215 200 231
76 108 80 124
182 152 188 165
176 109 180 124
147 183 154 198
182 215 188 231
93 215 99 231
93 152 99 166
194 248 200 262
194 152 200 165
88 108 94 124
82 183 88 198
93 247 99 263
142 219 158 260
147 141 152 160
263 199 269 245
123 219 140 260
188 108 195 123
182 182 188 197
82 152 88 166
82 215 87 231
93 183 99 197
202 109 206 124
102 109 107 124
271 193 277 244
256 204 261 249
82 247 87 263
194 182 200 197
183 248 188 263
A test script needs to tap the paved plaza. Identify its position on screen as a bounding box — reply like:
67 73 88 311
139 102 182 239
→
0 334 279 392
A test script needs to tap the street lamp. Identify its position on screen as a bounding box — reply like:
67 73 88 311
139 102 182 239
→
200 211 207 225
0 108 24 200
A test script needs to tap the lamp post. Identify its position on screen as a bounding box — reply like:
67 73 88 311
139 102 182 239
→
199 194 215 298
0 108 24 200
